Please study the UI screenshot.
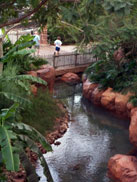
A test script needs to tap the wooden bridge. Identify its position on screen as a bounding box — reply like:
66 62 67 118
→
40 52 97 76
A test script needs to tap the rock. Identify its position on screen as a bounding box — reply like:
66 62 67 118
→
59 123 68 134
127 103 134 117
101 88 116 111
83 80 98 99
91 87 104 105
61 72 80 84
13 177 26 182
115 92 132 117
129 110 137 147
108 154 137 182
37 64 55 93
31 84 37 95
131 107 137 117
54 141 61 146
27 71 37 77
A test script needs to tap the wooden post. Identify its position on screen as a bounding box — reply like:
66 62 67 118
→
75 52 77 66
17 30 19 41
53 53 56 68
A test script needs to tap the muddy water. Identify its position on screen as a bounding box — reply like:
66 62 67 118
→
36 82 132 182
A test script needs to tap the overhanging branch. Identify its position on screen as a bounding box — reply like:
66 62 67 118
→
0 0 47 29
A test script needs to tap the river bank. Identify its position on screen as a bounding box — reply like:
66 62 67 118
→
83 79 137 182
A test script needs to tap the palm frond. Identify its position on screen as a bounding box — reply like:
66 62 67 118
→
0 92 31 106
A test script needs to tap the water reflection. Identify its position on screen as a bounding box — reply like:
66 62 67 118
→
37 82 132 182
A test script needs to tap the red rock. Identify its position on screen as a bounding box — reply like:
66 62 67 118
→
131 107 137 117
108 154 137 182
27 71 37 77
59 123 68 134
91 87 104 105
13 178 25 182
37 64 55 93
127 103 134 117
61 72 80 84
83 80 98 99
31 84 37 95
129 110 137 147
115 92 132 117
101 88 116 111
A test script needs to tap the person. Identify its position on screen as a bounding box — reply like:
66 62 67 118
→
33 31 40 55
54 36 62 56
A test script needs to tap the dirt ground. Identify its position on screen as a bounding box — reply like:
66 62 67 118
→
38 44 76 57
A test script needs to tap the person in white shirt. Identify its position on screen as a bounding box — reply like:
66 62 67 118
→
54 36 62 56
33 32 40 55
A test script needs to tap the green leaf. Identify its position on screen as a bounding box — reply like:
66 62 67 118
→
18 135 53 182
12 122 52 152
0 92 31 106
0 103 19 124
16 75 47 85
0 126 19 171
13 49 35 56
2 42 35 63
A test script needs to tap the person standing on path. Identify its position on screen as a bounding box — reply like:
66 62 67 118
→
54 36 62 56
33 31 40 55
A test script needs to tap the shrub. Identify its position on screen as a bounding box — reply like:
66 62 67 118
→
22 89 64 135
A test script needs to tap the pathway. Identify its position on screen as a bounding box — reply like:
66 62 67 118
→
39 45 76 57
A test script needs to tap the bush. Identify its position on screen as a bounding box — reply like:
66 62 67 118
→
22 89 64 135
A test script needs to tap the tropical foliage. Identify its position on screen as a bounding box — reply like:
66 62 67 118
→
0 64 46 109
75 0 137 106
0 34 53 180
2 34 47 73
0 104 53 182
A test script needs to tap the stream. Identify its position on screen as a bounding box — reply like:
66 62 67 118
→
36 82 132 182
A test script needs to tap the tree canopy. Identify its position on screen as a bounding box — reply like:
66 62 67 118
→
0 0 49 29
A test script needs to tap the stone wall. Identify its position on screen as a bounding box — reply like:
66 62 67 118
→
83 79 137 182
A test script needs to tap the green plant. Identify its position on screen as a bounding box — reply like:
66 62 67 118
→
22 89 64 135
0 103 53 181
2 35 48 73
0 64 47 109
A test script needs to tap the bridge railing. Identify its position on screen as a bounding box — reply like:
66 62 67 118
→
52 52 97 68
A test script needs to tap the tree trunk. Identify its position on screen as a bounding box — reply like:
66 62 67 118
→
0 38 3 73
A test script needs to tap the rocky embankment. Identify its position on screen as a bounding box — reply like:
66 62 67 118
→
83 79 137 182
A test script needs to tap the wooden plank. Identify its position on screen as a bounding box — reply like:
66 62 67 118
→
53 52 95 69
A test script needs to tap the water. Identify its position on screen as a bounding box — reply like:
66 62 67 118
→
37 82 132 182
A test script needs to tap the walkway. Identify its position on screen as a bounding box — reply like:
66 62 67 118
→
39 44 76 56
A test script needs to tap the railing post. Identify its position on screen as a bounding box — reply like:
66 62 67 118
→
53 53 56 68
75 52 77 66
